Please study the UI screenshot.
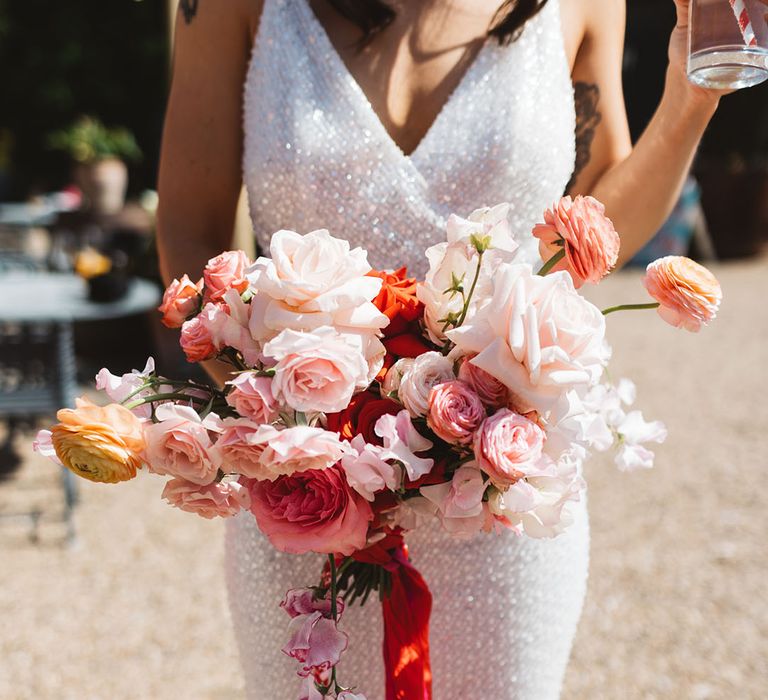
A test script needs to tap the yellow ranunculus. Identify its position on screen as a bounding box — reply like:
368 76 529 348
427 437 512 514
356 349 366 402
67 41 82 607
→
51 398 145 483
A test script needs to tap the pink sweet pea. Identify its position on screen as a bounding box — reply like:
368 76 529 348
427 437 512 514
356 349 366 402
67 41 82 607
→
95 357 156 418
158 274 203 328
203 250 250 302
162 477 250 519
245 465 373 555
281 589 349 679
374 410 434 481
420 464 490 538
225 372 278 424
533 195 620 288
340 434 402 501
143 404 222 485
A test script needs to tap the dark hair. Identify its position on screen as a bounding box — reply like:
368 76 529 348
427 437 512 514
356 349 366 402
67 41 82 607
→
325 0 549 47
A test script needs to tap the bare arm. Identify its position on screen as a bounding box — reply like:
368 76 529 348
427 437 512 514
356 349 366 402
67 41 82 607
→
157 0 261 382
565 0 722 266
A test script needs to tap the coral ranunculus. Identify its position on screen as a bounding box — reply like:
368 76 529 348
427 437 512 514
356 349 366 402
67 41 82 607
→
50 398 144 483
533 195 620 288
642 256 722 332
245 465 374 555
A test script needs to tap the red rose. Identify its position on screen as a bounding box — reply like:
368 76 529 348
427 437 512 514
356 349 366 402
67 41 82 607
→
367 268 423 338
326 391 400 445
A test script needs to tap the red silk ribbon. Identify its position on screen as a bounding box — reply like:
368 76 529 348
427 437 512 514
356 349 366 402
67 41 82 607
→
353 533 433 700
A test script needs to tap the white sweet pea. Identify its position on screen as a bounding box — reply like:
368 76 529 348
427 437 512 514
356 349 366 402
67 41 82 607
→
95 357 156 418
614 410 668 472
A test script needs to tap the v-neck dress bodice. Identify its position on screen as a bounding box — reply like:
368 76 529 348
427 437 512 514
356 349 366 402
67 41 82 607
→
229 3 588 699
242 0 576 276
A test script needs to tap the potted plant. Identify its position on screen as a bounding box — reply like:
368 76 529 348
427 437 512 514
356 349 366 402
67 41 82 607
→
48 116 142 216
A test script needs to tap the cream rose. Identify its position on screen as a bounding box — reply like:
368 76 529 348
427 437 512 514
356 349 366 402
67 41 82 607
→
397 352 455 418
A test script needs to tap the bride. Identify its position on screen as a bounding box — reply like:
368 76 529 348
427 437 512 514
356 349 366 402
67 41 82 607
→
157 1 720 697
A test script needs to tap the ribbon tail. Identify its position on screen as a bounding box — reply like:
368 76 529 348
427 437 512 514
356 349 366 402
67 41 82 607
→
381 551 433 700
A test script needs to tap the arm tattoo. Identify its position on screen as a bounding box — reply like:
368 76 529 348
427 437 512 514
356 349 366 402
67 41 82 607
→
180 0 200 25
565 82 602 192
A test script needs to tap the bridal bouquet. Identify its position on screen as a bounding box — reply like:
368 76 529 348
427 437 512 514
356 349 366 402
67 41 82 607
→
35 197 722 700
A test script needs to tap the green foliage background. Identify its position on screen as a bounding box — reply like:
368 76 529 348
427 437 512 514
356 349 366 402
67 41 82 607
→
0 0 168 199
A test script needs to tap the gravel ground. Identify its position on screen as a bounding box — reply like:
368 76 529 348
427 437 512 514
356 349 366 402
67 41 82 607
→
1 256 766 700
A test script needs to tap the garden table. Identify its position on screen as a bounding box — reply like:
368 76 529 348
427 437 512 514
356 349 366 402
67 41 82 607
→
0 271 160 541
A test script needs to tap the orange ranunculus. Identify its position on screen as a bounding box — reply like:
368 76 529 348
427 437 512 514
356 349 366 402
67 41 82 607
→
642 256 722 332
367 267 423 337
51 398 145 483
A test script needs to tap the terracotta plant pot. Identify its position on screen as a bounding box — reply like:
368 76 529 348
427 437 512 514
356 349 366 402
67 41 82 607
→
73 157 128 216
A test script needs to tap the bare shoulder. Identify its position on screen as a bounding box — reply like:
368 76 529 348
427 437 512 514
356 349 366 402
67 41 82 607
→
173 0 264 46
558 0 625 70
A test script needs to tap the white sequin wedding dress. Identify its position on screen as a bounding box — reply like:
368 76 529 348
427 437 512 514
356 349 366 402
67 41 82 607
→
226 1 588 698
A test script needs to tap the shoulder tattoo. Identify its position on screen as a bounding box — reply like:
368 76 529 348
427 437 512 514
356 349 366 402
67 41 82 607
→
180 0 200 25
566 82 602 192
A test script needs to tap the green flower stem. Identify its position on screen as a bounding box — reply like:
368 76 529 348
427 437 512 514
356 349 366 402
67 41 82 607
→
537 248 566 276
328 555 339 695
124 392 211 410
455 250 485 329
602 302 660 316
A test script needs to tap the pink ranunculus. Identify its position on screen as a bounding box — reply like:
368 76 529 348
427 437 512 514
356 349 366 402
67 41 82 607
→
245 465 373 555
340 434 402 501
457 355 509 410
203 250 250 302
448 264 609 414
427 380 486 446
374 410 434 481
158 274 203 328
533 195 620 288
397 351 455 418
225 372 278 424
95 357 157 419
264 327 370 414
642 256 722 332
215 418 270 479
474 409 547 488
143 404 222 485
281 588 349 679
162 477 250 518
180 315 217 363
254 424 347 480
420 464 490 538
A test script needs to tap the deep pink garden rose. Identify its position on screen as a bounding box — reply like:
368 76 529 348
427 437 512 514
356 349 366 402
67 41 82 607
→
281 588 349 679
533 195 620 288
158 274 202 328
225 372 278 424
474 408 546 488
162 477 250 519
203 250 250 302
143 404 221 485
179 316 216 363
427 380 486 446
642 256 722 332
245 465 373 555
457 356 509 409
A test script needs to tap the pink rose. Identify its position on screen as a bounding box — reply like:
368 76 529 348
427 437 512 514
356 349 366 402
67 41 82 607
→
225 372 278 424
158 274 202 328
398 351 455 417
253 425 347 480
215 418 270 478
533 195 620 288
281 588 349 679
143 404 221 485
203 250 250 302
374 410 434 481
448 264 609 414
264 327 370 414
457 356 509 409
340 434 402 501
162 477 250 519
180 316 216 363
474 409 546 488
427 380 486 446
245 465 373 555
642 256 722 332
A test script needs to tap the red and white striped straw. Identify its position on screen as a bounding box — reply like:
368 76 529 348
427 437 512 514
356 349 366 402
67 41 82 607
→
729 0 758 47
